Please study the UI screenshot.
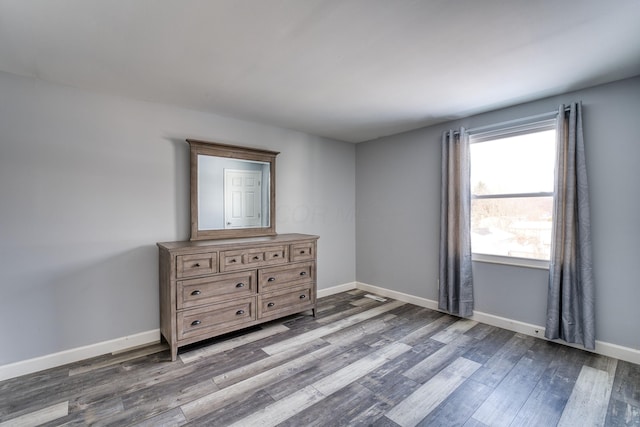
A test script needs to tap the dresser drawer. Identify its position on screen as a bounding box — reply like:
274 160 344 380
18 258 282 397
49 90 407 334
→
177 270 257 310
258 261 314 292
258 284 314 318
220 245 288 272
290 242 315 262
177 296 256 340
176 252 217 278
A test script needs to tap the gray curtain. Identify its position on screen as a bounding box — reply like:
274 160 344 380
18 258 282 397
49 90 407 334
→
439 128 474 317
545 102 596 349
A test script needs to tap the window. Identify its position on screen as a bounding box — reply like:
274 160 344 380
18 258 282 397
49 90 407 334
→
469 120 556 268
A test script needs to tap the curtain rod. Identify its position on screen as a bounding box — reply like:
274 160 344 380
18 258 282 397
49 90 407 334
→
457 105 572 135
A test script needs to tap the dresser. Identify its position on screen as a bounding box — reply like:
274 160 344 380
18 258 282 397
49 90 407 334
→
157 233 318 361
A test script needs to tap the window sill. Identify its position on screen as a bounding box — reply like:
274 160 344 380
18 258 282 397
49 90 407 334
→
472 253 550 270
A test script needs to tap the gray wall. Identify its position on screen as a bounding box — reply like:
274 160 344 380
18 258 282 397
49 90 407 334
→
356 75 640 350
0 71 356 365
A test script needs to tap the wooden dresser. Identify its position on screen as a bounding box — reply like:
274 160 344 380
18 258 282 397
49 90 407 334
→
157 233 318 361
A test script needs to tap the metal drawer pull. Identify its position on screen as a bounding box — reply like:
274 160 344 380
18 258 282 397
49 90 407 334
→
236 310 245 315
299 295 306 299
253 256 260 260
229 258 237 263
273 254 279 257
267 302 275 307
300 250 305 254
268 277 276 282
236 282 245 288
194 263 200 267
191 290 201 296
300 271 307 276
191 320 201 326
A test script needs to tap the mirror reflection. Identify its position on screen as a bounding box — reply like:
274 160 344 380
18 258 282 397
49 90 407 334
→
187 139 278 241
198 155 271 230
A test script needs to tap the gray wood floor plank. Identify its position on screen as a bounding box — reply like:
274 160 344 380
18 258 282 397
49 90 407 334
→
386 357 482 427
182 388 275 427
258 343 378 402
431 318 478 344
471 339 558 427
605 398 640 426
128 407 187 427
323 317 395 346
510 344 588 427
469 332 536 388
611 360 640 407
463 322 497 340
213 339 327 388
316 303 378 324
416 378 492 427
179 322 289 363
277 381 380 427
71 344 261 417
0 401 68 427
357 341 444 407
607 360 640 426
76 396 124 426
398 314 457 346
226 342 412 427
403 334 475 383
558 361 617 427
104 378 216 426
179 343 339 422
262 300 406 355
68 343 167 376
462 327 515 365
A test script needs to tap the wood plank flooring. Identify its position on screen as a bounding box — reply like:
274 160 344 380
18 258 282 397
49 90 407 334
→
1 290 639 426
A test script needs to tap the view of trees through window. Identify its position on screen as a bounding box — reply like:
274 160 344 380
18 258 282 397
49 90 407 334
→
470 126 556 261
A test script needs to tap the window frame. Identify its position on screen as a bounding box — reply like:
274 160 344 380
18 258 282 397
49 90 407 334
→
469 118 557 270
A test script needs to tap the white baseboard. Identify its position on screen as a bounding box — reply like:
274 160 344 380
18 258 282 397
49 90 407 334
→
356 281 439 310
355 281 640 365
0 329 160 382
317 281 357 298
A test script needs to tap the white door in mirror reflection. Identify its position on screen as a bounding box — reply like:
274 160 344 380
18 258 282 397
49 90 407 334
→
224 170 262 228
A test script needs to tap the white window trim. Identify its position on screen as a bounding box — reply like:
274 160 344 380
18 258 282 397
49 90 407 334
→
469 118 557 268
472 253 550 270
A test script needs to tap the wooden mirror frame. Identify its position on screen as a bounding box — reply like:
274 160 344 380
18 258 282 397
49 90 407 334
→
187 139 279 241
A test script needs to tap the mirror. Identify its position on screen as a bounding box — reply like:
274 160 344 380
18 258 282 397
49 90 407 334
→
187 139 278 240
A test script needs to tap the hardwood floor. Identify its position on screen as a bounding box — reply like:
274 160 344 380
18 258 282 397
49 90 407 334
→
1 290 639 426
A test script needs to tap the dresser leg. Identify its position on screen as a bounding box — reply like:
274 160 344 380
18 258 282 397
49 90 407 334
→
312 307 317 318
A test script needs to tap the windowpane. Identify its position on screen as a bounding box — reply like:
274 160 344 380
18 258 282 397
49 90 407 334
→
470 130 556 195
471 196 553 260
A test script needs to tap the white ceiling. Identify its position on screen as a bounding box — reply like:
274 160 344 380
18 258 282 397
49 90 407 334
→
1 0 639 143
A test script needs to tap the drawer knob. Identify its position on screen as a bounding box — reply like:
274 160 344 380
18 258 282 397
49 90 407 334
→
299 294 306 299
268 277 276 282
191 290 202 296
253 256 260 260
300 250 306 254
229 258 237 263
267 302 275 307
273 254 279 258
300 271 307 276
191 320 201 326
236 282 245 288
194 263 200 267
236 310 245 315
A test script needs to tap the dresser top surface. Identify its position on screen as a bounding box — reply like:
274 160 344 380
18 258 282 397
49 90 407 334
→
157 233 319 252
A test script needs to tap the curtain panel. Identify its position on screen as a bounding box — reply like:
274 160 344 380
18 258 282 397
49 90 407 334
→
439 128 474 317
545 102 596 350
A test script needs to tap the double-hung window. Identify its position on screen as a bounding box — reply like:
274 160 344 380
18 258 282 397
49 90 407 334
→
469 119 556 268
